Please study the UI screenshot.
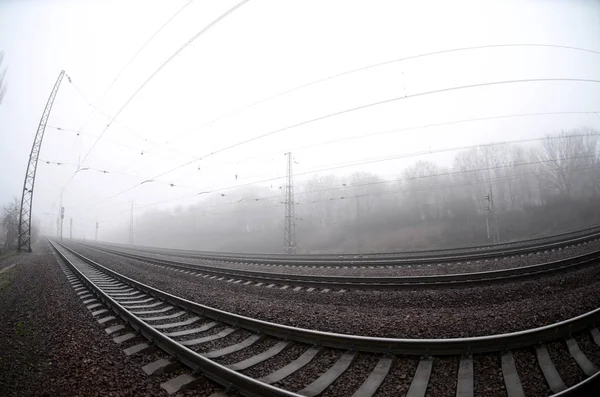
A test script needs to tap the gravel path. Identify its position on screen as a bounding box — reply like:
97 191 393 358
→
0 242 224 397
67 242 600 339
101 237 600 277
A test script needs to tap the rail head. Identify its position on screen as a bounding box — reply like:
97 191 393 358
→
86 242 600 290
50 240 302 397
55 240 600 356
85 228 600 267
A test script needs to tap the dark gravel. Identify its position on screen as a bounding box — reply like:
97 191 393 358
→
474 354 507 397
0 243 211 396
546 341 585 387
513 349 551 397
373 356 418 396
67 241 600 339
426 356 458 397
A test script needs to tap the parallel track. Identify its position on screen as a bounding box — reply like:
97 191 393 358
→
77 242 600 291
96 225 600 265
51 240 600 396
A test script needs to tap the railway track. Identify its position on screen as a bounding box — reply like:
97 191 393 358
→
73 241 600 291
96 225 600 265
51 240 600 396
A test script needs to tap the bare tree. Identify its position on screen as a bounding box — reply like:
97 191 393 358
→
536 129 600 198
2 198 20 249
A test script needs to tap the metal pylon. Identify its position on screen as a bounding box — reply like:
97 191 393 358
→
18 70 66 252
283 152 296 254
129 201 134 245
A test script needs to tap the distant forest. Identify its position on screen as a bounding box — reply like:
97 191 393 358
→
113 128 600 253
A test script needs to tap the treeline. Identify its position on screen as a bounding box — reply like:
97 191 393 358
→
120 128 600 253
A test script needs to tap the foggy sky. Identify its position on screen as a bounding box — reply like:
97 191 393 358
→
0 0 599 239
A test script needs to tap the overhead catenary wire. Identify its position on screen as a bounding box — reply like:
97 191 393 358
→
68 0 197 161
82 151 599 223
162 43 600 147
90 78 600 206
157 110 600 179
89 161 600 226
79 123 600 214
77 0 252 168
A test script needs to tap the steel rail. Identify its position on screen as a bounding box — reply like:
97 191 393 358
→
50 240 302 397
54 240 600 356
97 224 600 261
81 242 600 290
89 229 600 267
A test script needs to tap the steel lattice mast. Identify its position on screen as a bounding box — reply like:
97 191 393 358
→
17 70 66 252
283 152 296 254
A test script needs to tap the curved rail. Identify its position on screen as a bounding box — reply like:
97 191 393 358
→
51 241 600 397
54 240 600 354
80 242 600 290
90 228 600 267
98 224 600 262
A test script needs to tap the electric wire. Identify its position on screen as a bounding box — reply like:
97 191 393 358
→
95 78 600 205
78 0 252 168
164 43 600 147
83 151 599 223
89 161 600 225
81 128 600 213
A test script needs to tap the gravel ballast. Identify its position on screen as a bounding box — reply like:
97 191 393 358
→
0 242 222 397
69 241 600 339
102 237 600 277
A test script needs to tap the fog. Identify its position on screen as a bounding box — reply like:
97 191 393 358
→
1 1 600 252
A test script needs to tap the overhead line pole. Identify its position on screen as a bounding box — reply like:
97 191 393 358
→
283 152 296 254
129 201 134 245
18 70 66 252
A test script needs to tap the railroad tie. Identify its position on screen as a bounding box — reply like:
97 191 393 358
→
180 328 235 346
456 355 474 397
258 346 321 384
227 341 291 371
591 328 600 347
500 351 525 397
161 374 201 395
298 351 356 397
565 338 599 376
535 345 567 393
203 334 261 359
351 356 393 397
406 357 433 397
142 358 180 375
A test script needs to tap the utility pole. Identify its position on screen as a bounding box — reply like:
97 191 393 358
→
484 189 501 243
69 217 72 239
60 207 64 241
283 152 296 254
17 71 66 252
129 201 134 245
355 196 360 254
95 221 99 241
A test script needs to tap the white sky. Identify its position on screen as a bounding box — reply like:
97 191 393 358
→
0 0 599 239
